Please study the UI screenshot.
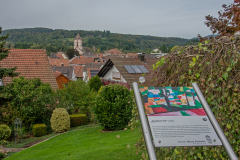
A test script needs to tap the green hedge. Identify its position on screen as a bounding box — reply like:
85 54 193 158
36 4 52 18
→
149 38 240 159
70 114 88 127
32 124 47 137
0 124 11 140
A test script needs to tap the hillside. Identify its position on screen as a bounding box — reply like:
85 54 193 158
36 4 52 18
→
1 27 189 55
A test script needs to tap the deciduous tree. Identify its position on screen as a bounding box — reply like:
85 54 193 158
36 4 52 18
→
205 1 240 36
66 49 78 59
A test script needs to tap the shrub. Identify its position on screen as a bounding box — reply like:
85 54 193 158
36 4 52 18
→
55 79 95 116
50 108 70 133
70 114 88 127
94 84 133 130
32 124 47 137
88 76 103 91
0 77 55 131
0 124 11 140
0 152 5 159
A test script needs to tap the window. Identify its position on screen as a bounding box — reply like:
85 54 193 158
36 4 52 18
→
112 71 121 80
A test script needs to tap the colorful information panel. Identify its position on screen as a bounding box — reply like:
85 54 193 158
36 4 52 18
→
140 86 222 147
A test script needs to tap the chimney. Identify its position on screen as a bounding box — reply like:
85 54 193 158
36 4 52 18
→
138 53 145 62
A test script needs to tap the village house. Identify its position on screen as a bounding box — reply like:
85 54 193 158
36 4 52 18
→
49 52 68 59
97 54 158 88
54 71 70 89
52 66 76 81
69 56 94 66
82 63 103 81
126 53 138 58
74 65 85 80
0 49 58 89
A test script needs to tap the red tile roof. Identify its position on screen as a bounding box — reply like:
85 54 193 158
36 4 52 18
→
54 71 69 80
126 53 138 58
49 58 69 66
55 52 67 59
0 49 58 89
54 71 63 79
70 56 94 65
94 53 104 57
49 58 70 67
105 48 125 56
73 65 85 78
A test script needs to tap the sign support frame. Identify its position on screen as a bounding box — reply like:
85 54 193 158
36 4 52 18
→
192 83 238 160
133 82 157 160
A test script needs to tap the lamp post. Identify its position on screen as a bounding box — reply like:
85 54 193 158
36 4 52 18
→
0 78 3 87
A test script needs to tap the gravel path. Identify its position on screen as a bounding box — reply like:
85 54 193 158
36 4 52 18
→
0 146 24 152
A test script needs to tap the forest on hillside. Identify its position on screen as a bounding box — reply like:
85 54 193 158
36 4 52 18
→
1 27 192 55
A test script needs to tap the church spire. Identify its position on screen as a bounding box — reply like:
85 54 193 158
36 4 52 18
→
74 31 82 40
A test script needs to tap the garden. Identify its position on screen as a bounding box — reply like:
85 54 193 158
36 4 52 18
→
0 76 146 159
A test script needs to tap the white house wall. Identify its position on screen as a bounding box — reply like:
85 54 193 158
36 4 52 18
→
102 65 127 83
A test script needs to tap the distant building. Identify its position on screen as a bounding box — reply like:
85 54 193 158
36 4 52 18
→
152 48 161 53
104 48 125 57
74 32 83 55
150 52 168 58
49 52 68 59
74 32 94 57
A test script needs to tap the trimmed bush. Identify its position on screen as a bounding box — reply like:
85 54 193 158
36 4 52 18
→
94 84 133 130
0 124 11 140
50 108 70 133
32 124 47 137
70 114 88 127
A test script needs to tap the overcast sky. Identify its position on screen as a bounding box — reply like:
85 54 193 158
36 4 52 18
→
0 0 234 39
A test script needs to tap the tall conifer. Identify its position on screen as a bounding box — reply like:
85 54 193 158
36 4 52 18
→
0 27 19 81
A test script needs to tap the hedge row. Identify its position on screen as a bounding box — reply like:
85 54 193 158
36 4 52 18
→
148 37 240 159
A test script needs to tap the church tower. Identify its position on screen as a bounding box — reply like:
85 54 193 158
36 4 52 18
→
74 32 83 55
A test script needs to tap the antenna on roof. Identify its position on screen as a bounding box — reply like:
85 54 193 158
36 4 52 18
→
35 61 38 65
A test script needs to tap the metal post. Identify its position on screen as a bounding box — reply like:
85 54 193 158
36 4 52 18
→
192 83 238 160
132 82 157 160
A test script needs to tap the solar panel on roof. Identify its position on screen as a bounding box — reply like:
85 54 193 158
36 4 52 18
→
124 65 135 73
137 65 149 73
131 65 142 73
90 70 99 73
90 70 99 77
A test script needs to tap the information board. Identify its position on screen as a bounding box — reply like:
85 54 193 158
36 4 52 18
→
139 86 222 147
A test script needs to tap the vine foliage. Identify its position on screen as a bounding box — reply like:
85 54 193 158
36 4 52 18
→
148 36 240 159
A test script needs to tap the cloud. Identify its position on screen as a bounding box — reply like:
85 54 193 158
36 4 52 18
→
0 0 233 38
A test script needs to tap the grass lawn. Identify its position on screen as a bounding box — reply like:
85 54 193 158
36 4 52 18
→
7 125 145 160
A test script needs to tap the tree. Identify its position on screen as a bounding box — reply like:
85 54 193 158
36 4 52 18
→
66 49 78 59
0 27 19 81
205 1 240 36
160 44 168 53
0 77 55 130
88 76 103 91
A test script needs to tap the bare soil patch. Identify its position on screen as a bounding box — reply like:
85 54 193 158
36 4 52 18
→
23 139 47 148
